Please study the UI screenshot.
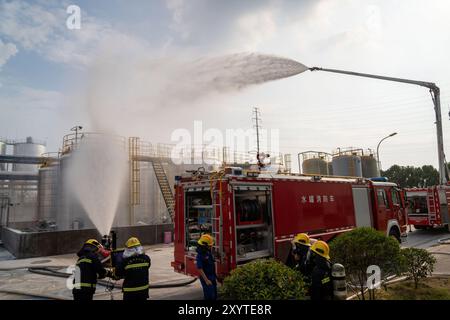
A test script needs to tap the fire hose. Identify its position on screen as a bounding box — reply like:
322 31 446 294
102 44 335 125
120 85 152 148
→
0 264 197 300
27 266 197 289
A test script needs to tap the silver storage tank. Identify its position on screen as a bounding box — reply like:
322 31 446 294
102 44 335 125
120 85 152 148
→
0 140 6 171
302 158 328 175
57 153 94 231
13 137 46 172
332 154 363 177
327 162 333 175
361 155 378 178
37 163 59 223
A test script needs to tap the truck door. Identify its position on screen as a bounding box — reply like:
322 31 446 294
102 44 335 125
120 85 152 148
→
374 187 390 231
390 188 407 230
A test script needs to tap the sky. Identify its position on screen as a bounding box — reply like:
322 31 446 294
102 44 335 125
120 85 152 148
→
1 0 450 172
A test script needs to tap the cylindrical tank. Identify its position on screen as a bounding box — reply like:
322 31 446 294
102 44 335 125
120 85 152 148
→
13 137 46 172
37 163 60 223
332 155 362 177
327 162 333 176
361 155 378 178
56 153 93 231
0 140 6 171
302 158 328 175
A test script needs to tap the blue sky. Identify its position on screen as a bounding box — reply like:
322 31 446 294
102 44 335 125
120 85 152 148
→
2 0 450 171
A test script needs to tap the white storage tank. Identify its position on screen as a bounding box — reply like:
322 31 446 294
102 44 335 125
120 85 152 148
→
332 154 363 177
361 154 378 178
303 158 328 175
13 137 46 172
37 163 60 223
0 140 6 171
300 151 331 175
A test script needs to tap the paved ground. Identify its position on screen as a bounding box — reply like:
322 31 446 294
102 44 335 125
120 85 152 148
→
0 243 203 300
1 227 449 300
402 226 450 249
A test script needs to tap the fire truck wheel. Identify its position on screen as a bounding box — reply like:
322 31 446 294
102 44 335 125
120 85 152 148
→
388 228 401 243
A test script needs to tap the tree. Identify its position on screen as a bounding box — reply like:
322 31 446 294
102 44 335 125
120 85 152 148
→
400 248 436 289
382 165 439 188
220 259 306 300
329 227 402 300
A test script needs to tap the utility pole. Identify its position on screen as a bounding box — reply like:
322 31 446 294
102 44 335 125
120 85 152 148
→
252 108 263 168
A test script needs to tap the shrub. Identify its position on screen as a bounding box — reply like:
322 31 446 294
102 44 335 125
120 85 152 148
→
329 227 402 300
400 247 436 289
220 259 306 300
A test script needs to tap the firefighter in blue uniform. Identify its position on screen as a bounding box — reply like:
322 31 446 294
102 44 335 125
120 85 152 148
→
196 234 217 300
115 237 151 300
72 239 111 301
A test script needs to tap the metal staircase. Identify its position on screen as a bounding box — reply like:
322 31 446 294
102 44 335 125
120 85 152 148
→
151 161 175 221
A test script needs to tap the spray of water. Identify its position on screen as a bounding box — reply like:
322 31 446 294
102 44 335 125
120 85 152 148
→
70 51 307 234
85 52 308 132
67 134 128 235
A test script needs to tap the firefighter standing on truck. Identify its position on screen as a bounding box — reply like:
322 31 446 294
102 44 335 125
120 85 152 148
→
115 237 151 300
72 239 111 301
309 240 333 300
196 234 217 300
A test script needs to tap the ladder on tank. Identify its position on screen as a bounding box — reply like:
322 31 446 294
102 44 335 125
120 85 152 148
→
151 161 175 221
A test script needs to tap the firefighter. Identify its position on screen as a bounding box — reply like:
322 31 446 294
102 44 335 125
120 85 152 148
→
115 237 151 300
291 233 312 275
196 234 217 300
72 239 111 301
309 240 333 300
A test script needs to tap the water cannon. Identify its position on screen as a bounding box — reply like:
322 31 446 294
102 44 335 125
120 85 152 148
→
101 231 117 251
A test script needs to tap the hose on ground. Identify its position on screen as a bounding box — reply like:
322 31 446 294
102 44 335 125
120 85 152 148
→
27 266 197 289
0 288 69 300
438 237 450 245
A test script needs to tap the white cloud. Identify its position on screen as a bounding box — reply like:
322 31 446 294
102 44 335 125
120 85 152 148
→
0 0 61 49
235 9 277 51
0 38 18 67
0 0 145 67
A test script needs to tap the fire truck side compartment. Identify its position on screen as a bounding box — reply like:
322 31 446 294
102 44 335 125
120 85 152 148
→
352 187 373 227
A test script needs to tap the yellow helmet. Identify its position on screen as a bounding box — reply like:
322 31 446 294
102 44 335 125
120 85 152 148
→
197 234 214 247
293 233 311 247
310 240 330 260
126 237 141 248
85 239 101 249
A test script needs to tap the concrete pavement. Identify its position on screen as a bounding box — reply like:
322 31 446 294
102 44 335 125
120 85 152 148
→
0 243 204 300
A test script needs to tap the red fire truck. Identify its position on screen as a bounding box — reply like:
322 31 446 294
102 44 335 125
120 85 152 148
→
171 168 408 279
405 186 450 230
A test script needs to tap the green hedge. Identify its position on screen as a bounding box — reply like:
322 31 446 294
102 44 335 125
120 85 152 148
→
220 259 306 300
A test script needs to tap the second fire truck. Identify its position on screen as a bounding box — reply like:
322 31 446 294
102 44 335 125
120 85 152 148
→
405 186 450 230
172 167 408 279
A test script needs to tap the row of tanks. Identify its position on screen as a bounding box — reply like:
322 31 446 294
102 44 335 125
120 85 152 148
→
299 148 379 178
0 136 46 172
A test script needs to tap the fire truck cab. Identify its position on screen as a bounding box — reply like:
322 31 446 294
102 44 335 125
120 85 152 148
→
405 186 450 230
171 169 408 279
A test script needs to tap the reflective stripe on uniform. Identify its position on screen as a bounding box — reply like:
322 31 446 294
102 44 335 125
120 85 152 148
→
124 262 150 270
73 282 96 289
123 284 149 292
77 258 92 264
321 277 330 284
